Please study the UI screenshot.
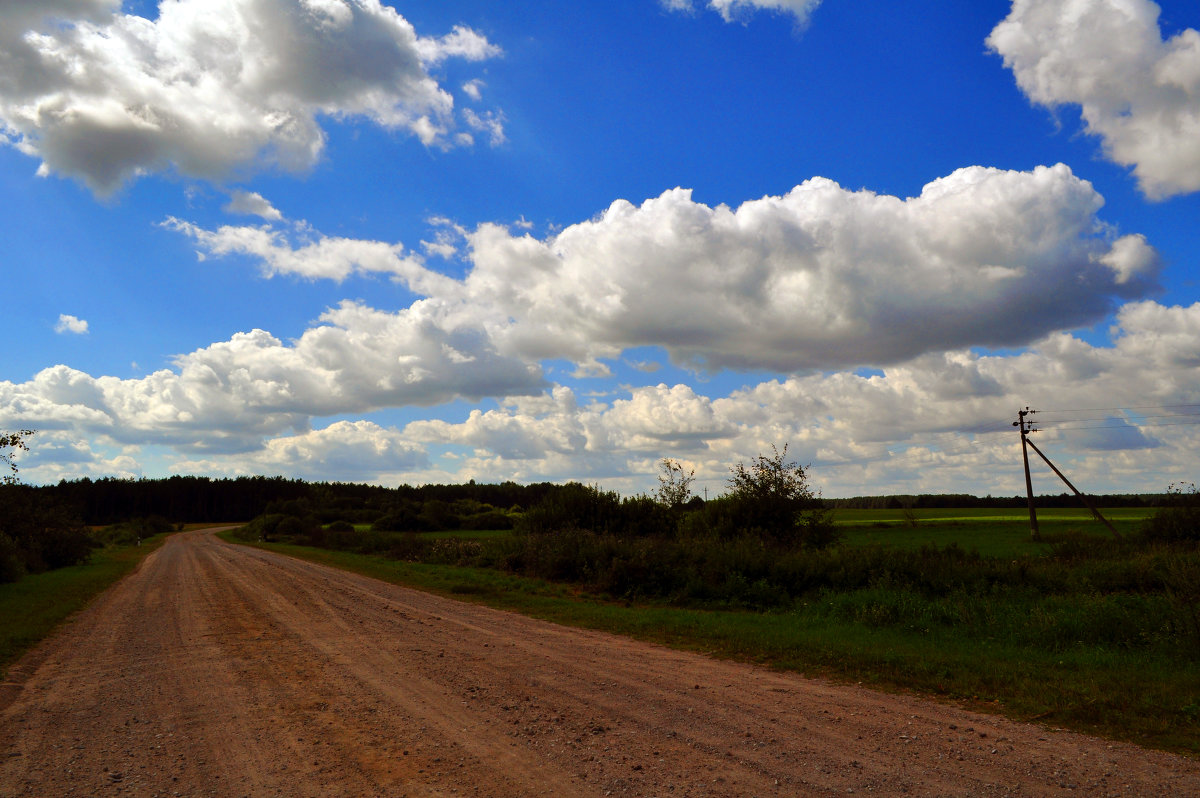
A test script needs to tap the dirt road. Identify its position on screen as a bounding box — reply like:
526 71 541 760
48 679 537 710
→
2 529 1197 796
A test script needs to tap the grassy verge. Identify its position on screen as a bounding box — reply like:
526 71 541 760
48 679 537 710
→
219 530 1200 755
0 533 169 679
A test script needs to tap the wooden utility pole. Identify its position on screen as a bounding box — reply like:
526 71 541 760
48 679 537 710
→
1023 436 1123 540
1013 407 1040 540
1013 406 1123 542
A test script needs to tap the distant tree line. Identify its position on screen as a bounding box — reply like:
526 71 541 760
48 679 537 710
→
24 476 1168 529
32 475 558 526
826 493 1167 510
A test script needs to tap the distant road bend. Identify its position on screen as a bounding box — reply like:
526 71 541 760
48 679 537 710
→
2 529 1197 796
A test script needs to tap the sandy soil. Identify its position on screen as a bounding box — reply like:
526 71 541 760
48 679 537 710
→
1 528 1197 797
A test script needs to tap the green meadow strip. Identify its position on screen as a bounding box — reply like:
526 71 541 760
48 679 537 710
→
836 517 1146 557
0 534 168 679
220 531 1200 755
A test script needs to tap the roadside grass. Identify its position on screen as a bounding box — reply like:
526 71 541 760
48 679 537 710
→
220 528 1200 755
0 534 169 679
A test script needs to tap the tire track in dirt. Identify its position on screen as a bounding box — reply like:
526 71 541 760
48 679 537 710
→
2 528 1198 796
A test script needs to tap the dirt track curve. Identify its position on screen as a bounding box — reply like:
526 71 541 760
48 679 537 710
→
2 528 1197 796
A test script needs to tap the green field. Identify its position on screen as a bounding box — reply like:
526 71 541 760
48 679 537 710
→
419 508 1151 557
832 508 1150 557
832 507 1155 523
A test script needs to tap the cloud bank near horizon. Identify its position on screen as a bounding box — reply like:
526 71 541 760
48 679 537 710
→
10 298 1199 495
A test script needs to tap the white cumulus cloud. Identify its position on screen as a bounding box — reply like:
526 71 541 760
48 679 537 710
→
163 216 443 286
989 0 1200 198
0 0 502 194
458 164 1157 371
171 165 1159 373
665 0 822 25
223 190 283 221
54 314 89 334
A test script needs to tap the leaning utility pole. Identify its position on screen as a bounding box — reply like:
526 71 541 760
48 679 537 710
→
1013 407 1040 540
1022 435 1122 541
1013 406 1123 541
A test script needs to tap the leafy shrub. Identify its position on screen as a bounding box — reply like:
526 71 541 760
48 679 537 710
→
1142 483 1200 544
460 510 514 530
307 520 355 547
93 515 175 547
0 532 24 583
719 444 840 548
373 506 434 533
34 526 96 570
1162 556 1200 652
518 483 623 536
233 513 281 541
517 484 678 539
237 512 319 542
617 495 676 538
0 484 94 575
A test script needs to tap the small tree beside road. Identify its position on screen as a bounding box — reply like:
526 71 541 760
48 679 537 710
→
725 444 838 548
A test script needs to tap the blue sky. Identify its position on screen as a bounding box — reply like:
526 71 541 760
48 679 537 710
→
2 0 1200 498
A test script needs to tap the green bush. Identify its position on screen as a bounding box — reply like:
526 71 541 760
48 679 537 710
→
1162 556 1200 652
0 532 24 583
460 510 514 530
0 484 94 576
518 483 623 535
92 515 175 547
373 506 434 533
1142 483 1200 544
237 512 319 542
688 445 840 548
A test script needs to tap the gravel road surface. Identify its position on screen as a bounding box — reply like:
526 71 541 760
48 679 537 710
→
2 528 1197 796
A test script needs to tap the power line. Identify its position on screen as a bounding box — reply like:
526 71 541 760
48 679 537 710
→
1039 411 1200 424
1039 418 1200 432
1036 403 1200 414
